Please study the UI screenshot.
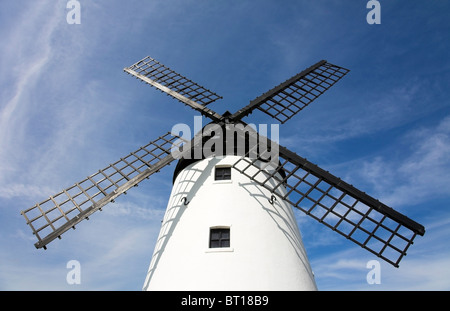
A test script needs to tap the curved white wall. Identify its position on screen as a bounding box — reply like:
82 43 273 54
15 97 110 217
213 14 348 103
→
143 156 317 291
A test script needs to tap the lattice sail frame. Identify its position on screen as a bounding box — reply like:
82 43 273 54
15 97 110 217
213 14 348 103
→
232 140 425 267
125 56 222 106
21 133 187 249
232 60 350 124
124 56 223 122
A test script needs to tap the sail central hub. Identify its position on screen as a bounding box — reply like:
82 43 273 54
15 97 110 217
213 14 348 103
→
172 120 281 183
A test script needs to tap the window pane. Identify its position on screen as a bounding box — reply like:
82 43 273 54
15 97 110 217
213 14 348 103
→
211 232 220 240
210 228 230 248
210 240 220 248
215 167 231 180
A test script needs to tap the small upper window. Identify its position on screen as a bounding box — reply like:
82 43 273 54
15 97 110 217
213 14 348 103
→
209 228 230 248
215 167 231 180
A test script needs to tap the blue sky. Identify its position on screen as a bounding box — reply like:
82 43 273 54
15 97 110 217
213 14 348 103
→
0 0 449 291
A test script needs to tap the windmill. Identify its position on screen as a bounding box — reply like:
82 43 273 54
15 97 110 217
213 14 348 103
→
21 56 425 290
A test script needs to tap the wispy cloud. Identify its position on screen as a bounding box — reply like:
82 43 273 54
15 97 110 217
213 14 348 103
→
0 183 55 201
0 3 60 179
280 72 442 159
0 2 136 199
310 216 450 290
104 200 165 221
351 115 450 207
2 212 161 290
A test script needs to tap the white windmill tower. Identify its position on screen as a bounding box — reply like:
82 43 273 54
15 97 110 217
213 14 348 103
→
21 56 425 291
142 118 317 291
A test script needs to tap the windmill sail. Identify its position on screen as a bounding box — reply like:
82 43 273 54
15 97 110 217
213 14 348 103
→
232 138 425 267
20 133 186 249
231 60 350 123
124 56 223 122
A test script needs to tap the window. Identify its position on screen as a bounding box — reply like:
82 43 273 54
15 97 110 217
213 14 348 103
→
215 167 231 180
209 228 230 248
